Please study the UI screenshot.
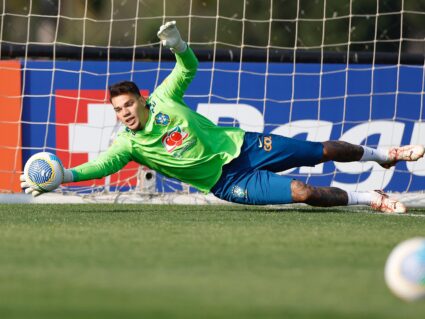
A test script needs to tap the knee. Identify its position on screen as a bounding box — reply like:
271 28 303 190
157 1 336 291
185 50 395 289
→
321 141 332 162
290 180 315 203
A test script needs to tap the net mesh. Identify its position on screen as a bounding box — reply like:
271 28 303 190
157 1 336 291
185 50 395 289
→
0 0 424 203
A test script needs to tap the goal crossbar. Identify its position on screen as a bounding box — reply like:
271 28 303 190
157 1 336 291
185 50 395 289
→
1 43 424 65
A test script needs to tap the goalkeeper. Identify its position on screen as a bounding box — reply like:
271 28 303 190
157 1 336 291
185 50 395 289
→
21 21 424 213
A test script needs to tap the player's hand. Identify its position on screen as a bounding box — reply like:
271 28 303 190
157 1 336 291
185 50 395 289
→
20 174 43 197
20 169 72 197
157 21 187 53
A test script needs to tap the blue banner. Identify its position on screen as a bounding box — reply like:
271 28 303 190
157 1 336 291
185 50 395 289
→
23 60 425 192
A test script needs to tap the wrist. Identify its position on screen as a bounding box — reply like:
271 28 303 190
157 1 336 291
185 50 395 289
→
63 169 75 183
171 40 187 53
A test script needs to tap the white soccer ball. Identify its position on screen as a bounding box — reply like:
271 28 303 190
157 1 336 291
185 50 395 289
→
384 237 425 302
23 152 64 192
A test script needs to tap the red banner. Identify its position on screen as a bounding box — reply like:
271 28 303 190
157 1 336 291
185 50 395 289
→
0 61 22 193
56 89 149 189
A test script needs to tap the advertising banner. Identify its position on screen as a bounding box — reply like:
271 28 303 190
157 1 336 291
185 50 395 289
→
22 60 425 192
0 60 22 193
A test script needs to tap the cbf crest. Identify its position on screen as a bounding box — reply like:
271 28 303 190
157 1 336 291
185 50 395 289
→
155 112 170 126
231 185 248 200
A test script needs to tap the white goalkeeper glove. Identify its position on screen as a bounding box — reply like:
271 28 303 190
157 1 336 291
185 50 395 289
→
20 169 74 197
157 21 187 53
20 174 42 197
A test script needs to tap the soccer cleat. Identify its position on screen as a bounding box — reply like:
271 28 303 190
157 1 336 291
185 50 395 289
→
380 145 425 169
370 190 407 214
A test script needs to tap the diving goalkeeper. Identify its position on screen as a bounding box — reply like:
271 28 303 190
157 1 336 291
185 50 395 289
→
21 21 425 213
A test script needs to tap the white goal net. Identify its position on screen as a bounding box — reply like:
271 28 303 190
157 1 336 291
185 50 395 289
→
0 0 424 205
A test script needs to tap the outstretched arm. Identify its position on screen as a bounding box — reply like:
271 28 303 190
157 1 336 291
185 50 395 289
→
70 138 132 182
155 21 199 101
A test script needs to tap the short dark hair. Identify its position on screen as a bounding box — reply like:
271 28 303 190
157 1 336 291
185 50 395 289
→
108 81 141 101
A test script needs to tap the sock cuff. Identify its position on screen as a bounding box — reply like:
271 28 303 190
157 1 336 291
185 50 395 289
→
360 146 388 163
347 191 373 206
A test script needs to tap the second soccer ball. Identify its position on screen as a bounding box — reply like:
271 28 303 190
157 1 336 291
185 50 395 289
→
384 237 425 302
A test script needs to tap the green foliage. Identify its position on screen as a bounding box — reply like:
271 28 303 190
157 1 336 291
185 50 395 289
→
1 204 425 319
1 0 423 53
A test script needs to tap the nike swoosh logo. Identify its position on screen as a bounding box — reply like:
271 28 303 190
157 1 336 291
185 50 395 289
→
258 137 263 148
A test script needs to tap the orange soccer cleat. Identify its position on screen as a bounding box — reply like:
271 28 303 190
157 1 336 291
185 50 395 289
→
370 190 407 214
380 145 425 169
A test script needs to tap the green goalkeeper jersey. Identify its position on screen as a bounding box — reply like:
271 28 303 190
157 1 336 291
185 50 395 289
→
70 47 245 193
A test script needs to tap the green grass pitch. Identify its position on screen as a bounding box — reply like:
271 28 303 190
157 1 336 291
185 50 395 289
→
1 204 425 319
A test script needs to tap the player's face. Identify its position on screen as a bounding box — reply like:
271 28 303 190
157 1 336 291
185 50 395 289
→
111 93 148 131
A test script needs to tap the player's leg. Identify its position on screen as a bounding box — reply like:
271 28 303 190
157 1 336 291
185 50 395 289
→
290 179 348 207
322 141 424 167
237 133 424 174
212 168 406 213
291 180 406 213
211 133 410 213
211 169 294 205
237 132 325 173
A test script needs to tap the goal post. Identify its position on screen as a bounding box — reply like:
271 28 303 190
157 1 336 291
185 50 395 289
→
0 0 424 205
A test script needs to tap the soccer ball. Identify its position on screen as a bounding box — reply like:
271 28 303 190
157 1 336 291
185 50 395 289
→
23 152 64 192
384 237 425 302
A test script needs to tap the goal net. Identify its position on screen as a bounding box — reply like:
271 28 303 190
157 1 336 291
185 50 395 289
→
0 0 424 205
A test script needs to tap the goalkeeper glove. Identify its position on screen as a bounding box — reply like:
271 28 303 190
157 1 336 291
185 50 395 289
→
157 21 187 53
20 169 74 197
